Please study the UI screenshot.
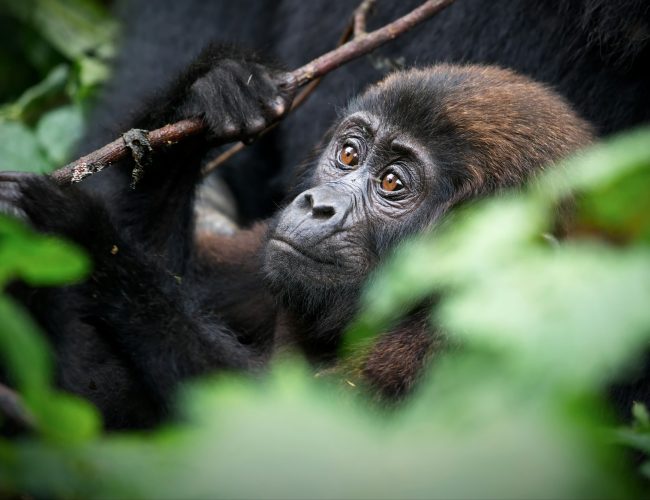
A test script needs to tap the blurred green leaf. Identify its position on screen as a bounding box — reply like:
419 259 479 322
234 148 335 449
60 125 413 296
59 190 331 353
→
576 162 650 244
0 120 52 172
0 65 69 122
541 127 650 199
543 127 650 244
0 361 633 499
0 216 97 443
438 244 650 388
0 296 51 398
76 56 111 90
632 402 650 429
0 215 90 286
36 105 84 165
0 296 100 444
2 0 117 62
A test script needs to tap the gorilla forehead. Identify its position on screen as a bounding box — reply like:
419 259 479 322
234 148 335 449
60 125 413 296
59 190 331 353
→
345 65 467 140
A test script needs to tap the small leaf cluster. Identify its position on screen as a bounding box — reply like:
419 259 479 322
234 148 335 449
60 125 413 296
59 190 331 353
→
0 0 117 172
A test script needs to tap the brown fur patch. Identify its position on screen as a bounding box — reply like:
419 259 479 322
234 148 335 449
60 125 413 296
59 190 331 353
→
196 222 268 268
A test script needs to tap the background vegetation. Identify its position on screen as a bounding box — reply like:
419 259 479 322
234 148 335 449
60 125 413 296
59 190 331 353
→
1 1 650 497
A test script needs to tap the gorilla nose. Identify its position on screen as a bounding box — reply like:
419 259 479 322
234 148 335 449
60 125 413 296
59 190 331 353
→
303 192 336 219
277 185 352 241
298 187 349 223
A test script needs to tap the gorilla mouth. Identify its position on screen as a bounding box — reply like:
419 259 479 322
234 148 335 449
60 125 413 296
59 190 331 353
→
269 238 335 265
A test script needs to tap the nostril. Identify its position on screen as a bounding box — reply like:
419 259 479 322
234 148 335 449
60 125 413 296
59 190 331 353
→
296 190 339 219
312 204 335 219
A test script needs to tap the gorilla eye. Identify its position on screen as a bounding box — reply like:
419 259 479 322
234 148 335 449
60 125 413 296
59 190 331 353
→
339 144 359 167
380 172 404 192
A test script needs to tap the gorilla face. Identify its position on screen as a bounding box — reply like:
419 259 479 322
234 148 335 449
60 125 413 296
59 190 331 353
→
263 109 439 309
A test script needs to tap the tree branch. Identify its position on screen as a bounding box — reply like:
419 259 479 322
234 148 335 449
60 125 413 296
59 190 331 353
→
52 0 455 185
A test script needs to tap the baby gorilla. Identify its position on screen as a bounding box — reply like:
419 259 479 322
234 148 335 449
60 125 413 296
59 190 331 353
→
0 51 593 429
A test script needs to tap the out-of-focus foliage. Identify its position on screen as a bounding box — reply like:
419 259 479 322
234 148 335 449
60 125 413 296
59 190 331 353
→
618 402 650 479
1 123 649 497
0 0 117 172
0 215 95 443
1 1 650 497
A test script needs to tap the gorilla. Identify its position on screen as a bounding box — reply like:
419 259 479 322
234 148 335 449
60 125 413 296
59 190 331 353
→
0 44 593 429
80 0 650 222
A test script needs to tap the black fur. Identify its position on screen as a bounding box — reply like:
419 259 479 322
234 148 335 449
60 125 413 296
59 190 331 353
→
1 51 595 428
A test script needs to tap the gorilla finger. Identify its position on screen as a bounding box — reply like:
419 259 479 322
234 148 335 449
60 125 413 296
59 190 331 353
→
243 115 267 137
274 71 297 97
0 200 29 222
208 116 241 141
263 96 290 119
0 182 23 204
0 171 35 182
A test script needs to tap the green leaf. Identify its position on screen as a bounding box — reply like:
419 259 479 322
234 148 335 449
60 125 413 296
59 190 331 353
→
0 296 52 397
77 56 110 90
0 120 52 172
541 127 650 199
0 296 100 443
632 402 650 429
0 360 634 499
29 391 102 444
615 429 650 455
438 244 650 388
0 64 69 122
576 159 650 244
0 215 90 286
3 0 117 63
35 105 84 165
542 127 650 244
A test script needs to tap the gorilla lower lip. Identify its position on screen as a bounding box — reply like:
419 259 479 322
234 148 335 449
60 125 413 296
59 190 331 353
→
270 238 333 264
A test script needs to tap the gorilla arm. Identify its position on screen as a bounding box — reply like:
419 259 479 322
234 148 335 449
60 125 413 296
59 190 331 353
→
80 43 295 274
1 170 269 411
0 45 293 415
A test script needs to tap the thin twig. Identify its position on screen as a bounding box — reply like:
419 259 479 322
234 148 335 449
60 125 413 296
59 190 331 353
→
52 0 455 185
354 0 377 37
291 0 454 87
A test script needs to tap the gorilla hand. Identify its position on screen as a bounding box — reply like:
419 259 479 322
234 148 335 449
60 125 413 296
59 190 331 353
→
165 44 297 142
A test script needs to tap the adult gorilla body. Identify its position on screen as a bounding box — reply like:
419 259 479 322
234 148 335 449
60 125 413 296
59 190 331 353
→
81 0 650 221
1 49 592 428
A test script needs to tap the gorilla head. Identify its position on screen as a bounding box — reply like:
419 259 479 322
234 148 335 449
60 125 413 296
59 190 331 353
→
264 65 593 327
